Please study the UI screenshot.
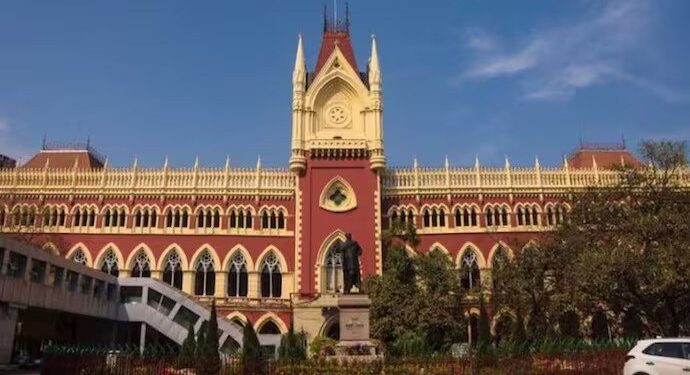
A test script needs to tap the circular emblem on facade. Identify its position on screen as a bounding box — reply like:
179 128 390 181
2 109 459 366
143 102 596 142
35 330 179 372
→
326 104 350 127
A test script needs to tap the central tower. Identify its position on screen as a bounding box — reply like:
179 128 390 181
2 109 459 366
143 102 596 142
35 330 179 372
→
289 12 385 173
290 11 385 300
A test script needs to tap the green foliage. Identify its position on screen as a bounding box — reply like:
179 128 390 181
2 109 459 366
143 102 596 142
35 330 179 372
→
511 310 527 347
194 299 221 375
308 336 337 357
176 324 196 369
388 331 430 358
492 140 690 338
368 221 466 357
241 319 262 362
278 326 307 360
477 298 491 351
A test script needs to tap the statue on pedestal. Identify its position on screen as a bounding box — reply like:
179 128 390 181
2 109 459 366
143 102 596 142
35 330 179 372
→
339 232 362 294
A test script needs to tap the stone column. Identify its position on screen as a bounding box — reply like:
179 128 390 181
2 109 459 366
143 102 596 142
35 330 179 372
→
214 271 227 298
248 272 260 298
182 271 195 295
0 305 18 364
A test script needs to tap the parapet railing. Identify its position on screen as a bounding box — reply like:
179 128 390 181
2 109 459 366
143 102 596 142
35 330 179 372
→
382 164 690 196
0 166 295 197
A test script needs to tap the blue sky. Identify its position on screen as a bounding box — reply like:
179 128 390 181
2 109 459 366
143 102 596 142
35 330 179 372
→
0 0 688 168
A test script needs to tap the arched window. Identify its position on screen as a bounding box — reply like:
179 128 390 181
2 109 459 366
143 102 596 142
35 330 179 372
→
455 206 478 227
516 207 524 226
194 250 215 296
227 252 248 297
71 248 88 265
162 251 183 290
260 252 282 298
100 249 120 277
485 207 494 226
165 207 189 228
258 320 282 334
0 207 5 227
324 240 343 293
131 251 152 278
460 250 481 290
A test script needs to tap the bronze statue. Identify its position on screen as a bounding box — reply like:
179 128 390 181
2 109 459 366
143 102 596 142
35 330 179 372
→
339 232 362 293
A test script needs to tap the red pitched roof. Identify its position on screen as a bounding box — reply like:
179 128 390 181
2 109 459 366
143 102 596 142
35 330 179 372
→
314 30 358 76
22 150 104 169
568 148 642 169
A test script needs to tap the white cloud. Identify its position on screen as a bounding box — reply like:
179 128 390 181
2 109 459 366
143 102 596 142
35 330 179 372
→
461 0 688 103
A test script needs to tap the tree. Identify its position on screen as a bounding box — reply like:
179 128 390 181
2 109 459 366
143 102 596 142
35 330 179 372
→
176 324 196 369
492 140 690 338
195 300 221 375
278 326 306 361
242 319 262 362
511 309 527 346
367 220 466 356
477 297 491 350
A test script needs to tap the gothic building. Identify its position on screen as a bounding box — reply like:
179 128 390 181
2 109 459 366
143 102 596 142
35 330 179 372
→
0 15 642 342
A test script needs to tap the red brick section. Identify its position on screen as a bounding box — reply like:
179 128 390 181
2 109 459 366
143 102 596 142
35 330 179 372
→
314 30 358 75
568 148 642 169
22 150 104 169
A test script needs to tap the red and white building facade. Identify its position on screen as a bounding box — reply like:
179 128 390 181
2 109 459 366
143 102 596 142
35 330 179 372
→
0 18 644 341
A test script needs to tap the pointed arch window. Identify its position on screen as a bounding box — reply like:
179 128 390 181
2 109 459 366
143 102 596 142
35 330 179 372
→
131 251 152 278
71 248 88 265
163 251 183 290
460 250 481 290
258 320 282 334
227 252 248 297
194 250 215 296
100 249 120 277
323 240 343 293
260 252 282 298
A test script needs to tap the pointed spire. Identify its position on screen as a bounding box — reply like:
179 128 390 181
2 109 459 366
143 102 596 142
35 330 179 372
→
474 155 480 169
44 157 50 170
132 156 138 169
621 155 626 167
102 157 108 169
591 155 598 170
563 155 569 169
444 155 449 169
294 34 305 74
72 156 79 170
224 155 231 171
535 156 541 169
369 34 381 88
413 157 418 169
256 155 262 169
193 155 199 169
163 156 169 169
504 156 511 169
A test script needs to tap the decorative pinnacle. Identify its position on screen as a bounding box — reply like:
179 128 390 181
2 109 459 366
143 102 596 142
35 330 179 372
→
194 156 199 169
504 156 511 169
163 156 169 169
224 155 231 170
535 156 540 169
474 155 480 169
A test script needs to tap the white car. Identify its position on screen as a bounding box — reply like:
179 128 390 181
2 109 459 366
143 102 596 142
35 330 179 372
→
624 338 690 375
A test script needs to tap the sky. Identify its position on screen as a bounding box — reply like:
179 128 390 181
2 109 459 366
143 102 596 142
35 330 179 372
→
0 0 689 168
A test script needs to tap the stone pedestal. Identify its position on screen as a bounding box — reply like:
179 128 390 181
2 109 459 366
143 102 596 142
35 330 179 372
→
336 294 377 356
